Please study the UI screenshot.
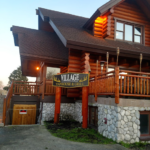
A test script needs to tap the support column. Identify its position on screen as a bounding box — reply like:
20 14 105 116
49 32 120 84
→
54 87 61 124
81 52 90 129
82 86 89 128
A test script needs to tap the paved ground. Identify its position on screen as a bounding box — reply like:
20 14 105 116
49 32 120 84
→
0 125 127 150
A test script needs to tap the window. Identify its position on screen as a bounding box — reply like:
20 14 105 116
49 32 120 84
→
140 111 150 137
89 106 98 128
116 21 143 44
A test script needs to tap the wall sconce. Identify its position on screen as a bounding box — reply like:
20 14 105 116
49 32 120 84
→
36 67 40 70
140 53 143 72
100 61 105 74
116 47 120 66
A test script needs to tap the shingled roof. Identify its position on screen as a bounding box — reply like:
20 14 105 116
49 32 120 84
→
11 26 68 62
38 7 150 60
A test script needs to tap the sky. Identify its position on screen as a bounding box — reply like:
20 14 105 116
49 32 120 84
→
0 0 109 87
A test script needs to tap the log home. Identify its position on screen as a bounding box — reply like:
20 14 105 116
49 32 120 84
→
3 0 150 143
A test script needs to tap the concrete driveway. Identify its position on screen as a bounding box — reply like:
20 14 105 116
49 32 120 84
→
0 125 127 150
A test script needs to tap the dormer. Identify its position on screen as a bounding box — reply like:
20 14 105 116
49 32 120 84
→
83 0 150 47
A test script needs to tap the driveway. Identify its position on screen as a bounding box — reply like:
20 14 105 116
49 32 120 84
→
0 125 127 150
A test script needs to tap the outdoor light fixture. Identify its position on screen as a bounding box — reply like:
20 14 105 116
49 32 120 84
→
116 47 120 66
140 53 143 72
100 61 105 74
106 52 109 72
36 67 40 70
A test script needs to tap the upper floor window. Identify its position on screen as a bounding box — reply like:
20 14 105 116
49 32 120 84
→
116 21 143 44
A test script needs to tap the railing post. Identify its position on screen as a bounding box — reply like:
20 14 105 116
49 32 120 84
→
82 86 89 129
2 98 6 125
54 87 61 124
115 67 119 104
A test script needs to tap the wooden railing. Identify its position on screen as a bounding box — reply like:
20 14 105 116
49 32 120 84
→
89 67 150 103
13 81 41 95
12 80 67 96
45 80 67 96
119 70 150 97
3 81 14 125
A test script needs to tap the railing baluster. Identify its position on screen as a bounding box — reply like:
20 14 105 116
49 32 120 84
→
144 79 145 95
140 78 142 94
131 77 132 94
124 76 126 94
120 76 122 93
127 76 129 94
137 78 139 94
147 79 148 95
134 77 136 94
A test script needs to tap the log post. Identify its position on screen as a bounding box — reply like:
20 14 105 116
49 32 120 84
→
54 87 61 124
82 86 89 128
81 52 90 129
115 67 119 104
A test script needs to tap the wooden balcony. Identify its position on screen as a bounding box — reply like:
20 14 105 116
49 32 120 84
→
89 68 150 102
13 80 67 96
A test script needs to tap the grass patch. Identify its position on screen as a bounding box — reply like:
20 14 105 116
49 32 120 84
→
119 141 150 150
44 121 150 149
44 120 116 144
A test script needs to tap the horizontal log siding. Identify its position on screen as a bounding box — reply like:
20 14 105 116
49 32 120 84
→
67 49 81 97
106 1 150 47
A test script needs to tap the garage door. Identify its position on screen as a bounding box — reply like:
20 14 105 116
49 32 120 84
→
12 104 36 125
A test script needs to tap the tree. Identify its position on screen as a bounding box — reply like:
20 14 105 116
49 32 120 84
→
8 66 28 85
46 70 55 80
3 86 9 91
0 81 3 90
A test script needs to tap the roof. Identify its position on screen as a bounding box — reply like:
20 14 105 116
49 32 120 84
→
83 0 123 29
11 26 68 62
38 7 150 60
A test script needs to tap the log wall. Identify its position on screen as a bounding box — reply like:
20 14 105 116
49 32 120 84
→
94 1 150 47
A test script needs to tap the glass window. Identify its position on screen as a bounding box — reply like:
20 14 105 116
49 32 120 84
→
134 35 141 43
140 114 149 134
117 22 124 31
46 67 60 80
125 25 133 41
116 21 142 44
135 27 141 35
116 31 123 40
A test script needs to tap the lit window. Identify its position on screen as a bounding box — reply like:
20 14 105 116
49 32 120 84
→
116 21 143 44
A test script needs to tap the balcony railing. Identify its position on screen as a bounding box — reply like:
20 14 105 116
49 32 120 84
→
12 80 67 96
89 67 150 103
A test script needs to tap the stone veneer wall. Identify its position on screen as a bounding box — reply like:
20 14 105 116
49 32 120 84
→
74 101 82 123
41 102 82 122
89 103 142 143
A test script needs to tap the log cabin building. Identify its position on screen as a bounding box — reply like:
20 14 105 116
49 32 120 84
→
3 0 150 143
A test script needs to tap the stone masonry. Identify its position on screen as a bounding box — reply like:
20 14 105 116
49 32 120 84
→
89 102 146 143
41 102 82 123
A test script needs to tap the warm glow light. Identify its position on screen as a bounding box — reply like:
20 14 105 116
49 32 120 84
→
36 67 40 70
95 16 107 24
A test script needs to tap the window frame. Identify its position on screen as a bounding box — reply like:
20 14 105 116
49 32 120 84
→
114 17 145 45
140 111 150 137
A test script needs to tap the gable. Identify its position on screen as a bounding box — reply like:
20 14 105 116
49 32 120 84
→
92 0 150 47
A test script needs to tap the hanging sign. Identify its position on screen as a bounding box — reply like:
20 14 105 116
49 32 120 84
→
19 110 27 114
53 73 89 88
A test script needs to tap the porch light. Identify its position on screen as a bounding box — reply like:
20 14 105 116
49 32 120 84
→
116 47 120 66
36 67 40 70
140 53 143 72
100 61 105 74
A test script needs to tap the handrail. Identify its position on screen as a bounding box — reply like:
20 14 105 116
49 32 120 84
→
89 68 150 104
120 70 150 76
3 81 14 125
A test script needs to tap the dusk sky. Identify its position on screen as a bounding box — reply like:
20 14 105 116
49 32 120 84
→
0 0 109 86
